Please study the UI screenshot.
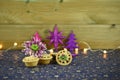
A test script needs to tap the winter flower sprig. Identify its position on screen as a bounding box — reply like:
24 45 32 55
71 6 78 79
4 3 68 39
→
22 32 47 57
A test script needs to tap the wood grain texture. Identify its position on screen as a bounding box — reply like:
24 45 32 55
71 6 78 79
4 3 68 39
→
0 25 120 49
0 0 120 49
0 0 120 24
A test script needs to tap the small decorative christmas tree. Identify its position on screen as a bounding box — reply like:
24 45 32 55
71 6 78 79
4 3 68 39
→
47 24 65 51
22 32 47 57
66 31 78 56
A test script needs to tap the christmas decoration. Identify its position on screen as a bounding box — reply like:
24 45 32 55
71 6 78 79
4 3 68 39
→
65 31 78 56
39 54 52 64
22 56 39 67
56 49 72 66
47 24 65 51
22 32 47 57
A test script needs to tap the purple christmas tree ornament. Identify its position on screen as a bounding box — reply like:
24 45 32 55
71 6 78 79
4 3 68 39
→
47 24 65 51
66 31 78 57
22 32 47 57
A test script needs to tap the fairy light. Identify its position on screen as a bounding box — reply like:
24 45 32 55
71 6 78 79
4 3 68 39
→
0 44 3 56
75 48 79 54
49 49 53 55
14 42 18 46
64 48 67 52
103 50 107 59
5 42 18 52
79 41 90 55
83 48 88 55
103 50 107 53
0 44 3 55
0 44 3 49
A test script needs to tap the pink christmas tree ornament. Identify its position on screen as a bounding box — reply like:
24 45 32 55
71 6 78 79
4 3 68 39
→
22 32 47 57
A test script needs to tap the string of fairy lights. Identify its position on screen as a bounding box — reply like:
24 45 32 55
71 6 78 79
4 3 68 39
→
79 41 120 59
0 42 18 52
0 41 120 59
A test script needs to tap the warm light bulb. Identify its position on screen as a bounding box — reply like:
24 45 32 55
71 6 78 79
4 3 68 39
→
103 50 107 59
83 48 88 54
14 42 18 46
49 49 53 55
75 48 79 54
103 50 107 54
64 48 67 52
50 49 53 52
0 44 3 49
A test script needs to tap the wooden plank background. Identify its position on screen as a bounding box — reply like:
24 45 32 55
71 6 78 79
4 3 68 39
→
0 0 120 49
0 0 120 24
0 25 120 49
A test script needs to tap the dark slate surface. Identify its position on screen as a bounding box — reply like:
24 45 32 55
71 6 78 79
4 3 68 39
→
0 49 120 80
